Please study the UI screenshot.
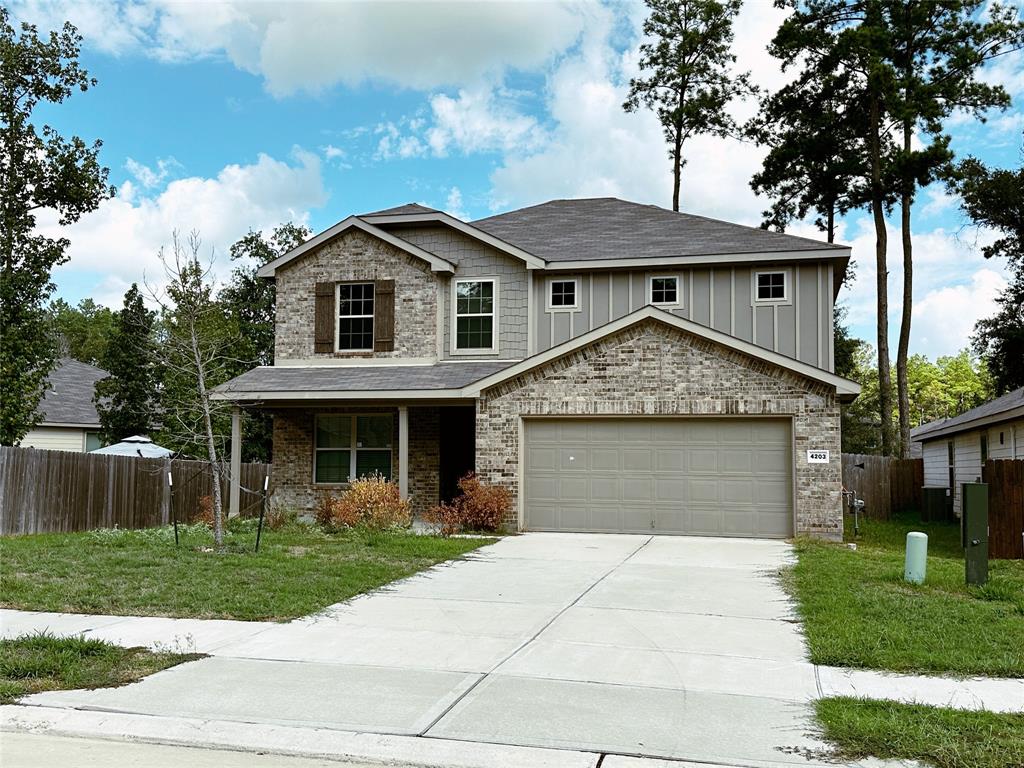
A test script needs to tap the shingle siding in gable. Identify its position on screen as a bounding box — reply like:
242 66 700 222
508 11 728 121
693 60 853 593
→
398 226 528 360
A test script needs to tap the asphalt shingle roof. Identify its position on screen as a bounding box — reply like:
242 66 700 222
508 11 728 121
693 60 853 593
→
913 387 1024 441
471 198 846 263
215 361 515 397
37 358 108 426
361 203 439 217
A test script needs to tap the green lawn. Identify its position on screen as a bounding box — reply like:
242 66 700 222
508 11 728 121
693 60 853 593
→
816 697 1024 768
0 521 493 621
788 512 1024 676
0 633 201 704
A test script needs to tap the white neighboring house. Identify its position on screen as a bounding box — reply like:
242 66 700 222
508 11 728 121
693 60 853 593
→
913 387 1024 517
18 358 107 453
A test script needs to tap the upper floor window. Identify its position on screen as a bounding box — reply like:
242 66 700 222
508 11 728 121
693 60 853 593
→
455 279 496 352
650 276 679 306
314 414 393 484
755 271 787 301
338 282 374 351
548 279 578 309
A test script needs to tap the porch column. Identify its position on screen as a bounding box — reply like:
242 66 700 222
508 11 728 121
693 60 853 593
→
398 405 409 500
229 407 242 518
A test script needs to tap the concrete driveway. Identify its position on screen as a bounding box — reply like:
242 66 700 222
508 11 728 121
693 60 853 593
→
22 534 833 766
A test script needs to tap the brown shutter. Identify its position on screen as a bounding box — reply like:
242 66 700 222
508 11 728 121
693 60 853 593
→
373 279 395 352
314 282 335 353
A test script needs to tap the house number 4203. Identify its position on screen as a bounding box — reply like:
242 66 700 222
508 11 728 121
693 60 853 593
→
807 450 830 464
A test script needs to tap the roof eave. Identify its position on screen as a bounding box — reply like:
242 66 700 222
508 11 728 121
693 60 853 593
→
543 247 852 272
256 216 456 278
915 405 1024 442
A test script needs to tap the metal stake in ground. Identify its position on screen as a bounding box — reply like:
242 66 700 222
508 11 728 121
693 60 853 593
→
255 474 269 553
168 470 179 548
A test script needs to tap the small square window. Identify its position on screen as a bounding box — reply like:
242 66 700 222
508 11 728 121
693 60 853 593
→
756 272 786 301
650 276 678 305
550 280 577 308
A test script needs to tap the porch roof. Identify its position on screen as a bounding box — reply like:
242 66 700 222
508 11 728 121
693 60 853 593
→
211 361 515 402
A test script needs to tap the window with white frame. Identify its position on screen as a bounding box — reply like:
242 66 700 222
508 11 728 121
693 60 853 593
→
650 276 679 305
549 279 577 308
314 414 393 484
338 282 374 351
455 279 496 351
755 271 787 301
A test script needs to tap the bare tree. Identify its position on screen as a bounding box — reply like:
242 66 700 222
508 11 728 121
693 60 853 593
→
146 232 234 548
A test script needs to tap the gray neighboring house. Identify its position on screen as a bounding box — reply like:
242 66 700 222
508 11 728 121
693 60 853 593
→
18 358 107 453
214 198 860 540
914 387 1024 517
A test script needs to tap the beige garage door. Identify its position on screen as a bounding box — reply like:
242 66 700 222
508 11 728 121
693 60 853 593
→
524 418 793 537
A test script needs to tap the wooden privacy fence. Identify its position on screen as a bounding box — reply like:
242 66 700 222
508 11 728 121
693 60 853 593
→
841 453 924 520
982 459 1024 560
0 446 270 536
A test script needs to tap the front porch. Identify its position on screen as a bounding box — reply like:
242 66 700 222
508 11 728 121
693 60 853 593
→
228 402 477 518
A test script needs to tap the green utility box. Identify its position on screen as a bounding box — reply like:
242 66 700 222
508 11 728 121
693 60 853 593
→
961 482 989 586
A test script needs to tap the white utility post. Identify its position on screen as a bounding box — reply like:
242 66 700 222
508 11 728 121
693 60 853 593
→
229 407 242 518
398 405 409 500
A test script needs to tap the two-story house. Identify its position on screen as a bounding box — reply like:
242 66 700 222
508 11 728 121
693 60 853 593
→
214 198 859 539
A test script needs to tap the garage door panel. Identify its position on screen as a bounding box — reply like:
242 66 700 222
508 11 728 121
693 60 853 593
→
623 449 653 471
524 418 792 538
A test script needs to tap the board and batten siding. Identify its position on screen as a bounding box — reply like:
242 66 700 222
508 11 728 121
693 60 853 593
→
920 418 1024 517
533 263 835 371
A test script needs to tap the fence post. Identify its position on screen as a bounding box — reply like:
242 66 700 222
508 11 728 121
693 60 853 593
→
255 474 269 553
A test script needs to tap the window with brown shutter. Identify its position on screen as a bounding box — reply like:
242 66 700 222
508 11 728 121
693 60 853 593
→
314 282 335 353
374 279 395 352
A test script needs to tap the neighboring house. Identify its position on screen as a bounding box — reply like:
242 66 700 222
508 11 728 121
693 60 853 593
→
18 358 107 453
914 387 1024 518
92 434 173 458
214 198 860 540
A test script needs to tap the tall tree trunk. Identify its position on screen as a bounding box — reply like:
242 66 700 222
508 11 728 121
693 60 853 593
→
896 118 913 458
672 125 683 212
869 95 894 455
191 323 224 548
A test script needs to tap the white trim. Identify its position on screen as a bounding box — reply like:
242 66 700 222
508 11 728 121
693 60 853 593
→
450 277 499 356
752 268 792 305
916 407 1024 443
647 274 682 308
359 211 547 269
545 248 850 271
335 281 375 353
257 217 456 277
527 275 536 356
545 276 581 311
313 412 394 485
275 357 436 368
462 305 861 398
37 421 102 429
214 389 472 401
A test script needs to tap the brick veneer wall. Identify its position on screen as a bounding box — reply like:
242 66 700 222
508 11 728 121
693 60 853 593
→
269 406 440 517
274 229 439 361
475 319 843 539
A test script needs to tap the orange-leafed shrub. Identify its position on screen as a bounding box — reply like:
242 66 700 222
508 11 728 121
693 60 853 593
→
425 473 509 536
320 473 411 531
193 495 215 528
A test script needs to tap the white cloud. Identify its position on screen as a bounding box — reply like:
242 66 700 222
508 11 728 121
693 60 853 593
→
9 0 586 96
375 122 427 161
911 269 1007 359
41 148 326 306
124 156 182 189
426 89 548 157
444 187 469 220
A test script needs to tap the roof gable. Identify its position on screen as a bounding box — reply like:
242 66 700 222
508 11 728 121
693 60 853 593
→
464 306 860 400
256 217 456 277
37 358 108 426
472 198 848 265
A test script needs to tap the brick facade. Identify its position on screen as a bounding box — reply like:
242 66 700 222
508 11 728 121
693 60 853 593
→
274 229 439 361
474 319 843 539
269 406 441 517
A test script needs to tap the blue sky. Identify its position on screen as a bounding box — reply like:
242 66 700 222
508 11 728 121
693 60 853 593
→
14 0 1024 360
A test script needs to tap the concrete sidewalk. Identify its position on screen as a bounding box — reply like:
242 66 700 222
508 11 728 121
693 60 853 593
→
2 533 1020 768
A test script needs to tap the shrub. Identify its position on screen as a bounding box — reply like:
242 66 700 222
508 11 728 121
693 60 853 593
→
321 473 411 532
264 505 299 531
425 473 509 536
192 495 214 528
